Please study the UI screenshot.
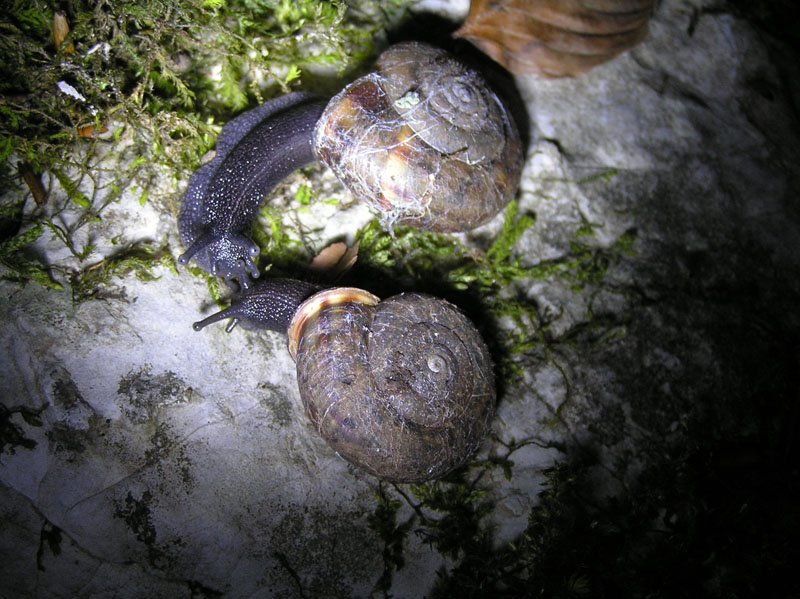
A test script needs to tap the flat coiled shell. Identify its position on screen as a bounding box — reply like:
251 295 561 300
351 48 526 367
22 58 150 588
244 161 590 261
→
376 42 505 164
313 42 523 232
291 290 495 482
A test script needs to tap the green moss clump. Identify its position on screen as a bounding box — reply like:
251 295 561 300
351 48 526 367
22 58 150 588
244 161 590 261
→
368 484 415 598
0 0 409 291
355 203 637 385
69 244 175 302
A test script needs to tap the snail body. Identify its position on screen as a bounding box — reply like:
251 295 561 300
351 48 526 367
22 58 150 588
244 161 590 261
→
193 279 495 482
178 42 523 287
178 94 327 287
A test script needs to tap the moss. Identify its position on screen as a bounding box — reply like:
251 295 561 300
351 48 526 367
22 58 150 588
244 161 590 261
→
258 381 294 426
271 504 384 598
407 479 494 562
45 414 110 462
252 202 311 270
70 243 175 302
112 489 166 567
0 0 410 291
0 222 63 289
353 204 637 386
36 521 63 571
368 484 415 598
116 365 187 423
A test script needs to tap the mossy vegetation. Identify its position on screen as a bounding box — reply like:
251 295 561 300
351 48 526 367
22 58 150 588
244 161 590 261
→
0 0 406 291
355 202 636 384
69 243 175 302
0 403 45 455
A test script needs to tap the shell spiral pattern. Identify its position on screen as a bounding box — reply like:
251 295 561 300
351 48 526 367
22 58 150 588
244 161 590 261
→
377 43 505 164
314 41 523 232
291 290 495 482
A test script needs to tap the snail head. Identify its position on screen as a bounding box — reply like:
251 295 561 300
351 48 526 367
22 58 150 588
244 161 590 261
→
178 231 261 289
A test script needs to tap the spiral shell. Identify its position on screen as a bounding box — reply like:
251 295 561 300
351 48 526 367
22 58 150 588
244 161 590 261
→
313 42 523 233
377 43 506 164
288 287 495 482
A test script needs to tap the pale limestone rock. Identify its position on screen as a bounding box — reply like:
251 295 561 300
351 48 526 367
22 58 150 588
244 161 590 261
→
2 0 798 596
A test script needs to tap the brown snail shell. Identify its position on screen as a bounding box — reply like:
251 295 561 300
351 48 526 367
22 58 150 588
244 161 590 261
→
454 0 656 78
287 286 496 482
313 42 523 232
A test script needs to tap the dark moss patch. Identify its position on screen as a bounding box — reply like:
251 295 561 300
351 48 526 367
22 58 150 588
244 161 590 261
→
36 521 62 572
117 365 187 423
367 484 415 597
186 579 223 599
258 382 294 427
143 420 195 490
51 375 83 411
0 402 44 455
269 504 382 598
113 489 166 568
46 421 87 459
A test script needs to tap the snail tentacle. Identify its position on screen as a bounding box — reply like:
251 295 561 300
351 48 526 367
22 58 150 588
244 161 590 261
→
192 278 321 334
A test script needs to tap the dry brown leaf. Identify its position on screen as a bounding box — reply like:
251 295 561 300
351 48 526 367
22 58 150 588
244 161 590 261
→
310 242 347 270
53 11 75 55
454 0 656 78
18 162 47 207
77 123 109 139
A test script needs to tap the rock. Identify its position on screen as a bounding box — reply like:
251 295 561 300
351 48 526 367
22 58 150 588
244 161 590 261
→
2 0 798 596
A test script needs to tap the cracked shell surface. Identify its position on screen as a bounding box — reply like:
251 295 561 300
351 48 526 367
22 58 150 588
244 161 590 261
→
313 42 523 232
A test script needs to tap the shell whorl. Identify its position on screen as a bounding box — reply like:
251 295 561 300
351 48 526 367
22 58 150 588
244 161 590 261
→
290 288 495 482
313 41 523 233
377 42 505 164
287 287 379 359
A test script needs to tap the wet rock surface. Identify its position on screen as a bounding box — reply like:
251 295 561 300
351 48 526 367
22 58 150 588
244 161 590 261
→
2 0 798 597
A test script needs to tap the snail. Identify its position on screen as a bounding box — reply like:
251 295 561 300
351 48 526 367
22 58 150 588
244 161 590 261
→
192 278 496 483
178 42 523 288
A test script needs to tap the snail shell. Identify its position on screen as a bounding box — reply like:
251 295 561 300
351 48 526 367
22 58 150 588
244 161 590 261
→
314 42 523 232
287 286 495 482
193 279 495 482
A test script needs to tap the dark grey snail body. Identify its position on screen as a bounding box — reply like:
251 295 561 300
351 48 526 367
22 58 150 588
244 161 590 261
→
178 94 326 287
191 277 321 333
193 278 496 483
178 42 523 288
